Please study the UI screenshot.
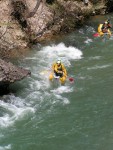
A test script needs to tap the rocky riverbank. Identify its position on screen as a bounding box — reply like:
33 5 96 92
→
0 0 113 57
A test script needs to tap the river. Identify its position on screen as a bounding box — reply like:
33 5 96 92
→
0 13 113 150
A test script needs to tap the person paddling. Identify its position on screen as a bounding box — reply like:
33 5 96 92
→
98 20 112 38
49 59 67 85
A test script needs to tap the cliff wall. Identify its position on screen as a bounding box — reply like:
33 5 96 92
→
0 0 112 58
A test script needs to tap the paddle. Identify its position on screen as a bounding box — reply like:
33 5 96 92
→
67 77 74 83
93 32 112 38
93 32 100 37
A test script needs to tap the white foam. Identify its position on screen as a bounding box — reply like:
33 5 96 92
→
50 86 73 94
84 38 93 44
79 29 84 34
87 64 111 70
41 43 82 60
88 56 101 60
55 94 70 105
0 144 11 150
0 97 35 128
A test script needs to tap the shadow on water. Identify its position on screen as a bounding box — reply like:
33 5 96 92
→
0 84 10 96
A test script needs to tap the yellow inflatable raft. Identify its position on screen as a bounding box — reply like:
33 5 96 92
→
49 72 67 85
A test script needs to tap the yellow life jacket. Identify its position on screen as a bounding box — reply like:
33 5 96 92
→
52 63 67 76
98 24 111 37
98 24 103 33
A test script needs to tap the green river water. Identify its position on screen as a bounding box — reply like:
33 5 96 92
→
0 14 113 150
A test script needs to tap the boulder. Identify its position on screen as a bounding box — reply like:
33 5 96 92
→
0 58 31 86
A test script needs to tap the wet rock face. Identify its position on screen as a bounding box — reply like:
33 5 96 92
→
106 0 113 12
0 59 31 85
0 0 111 51
0 0 28 56
11 0 28 29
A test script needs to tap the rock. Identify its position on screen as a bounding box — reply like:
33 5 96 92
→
0 58 31 86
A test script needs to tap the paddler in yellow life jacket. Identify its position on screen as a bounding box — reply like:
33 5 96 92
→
49 59 67 85
98 20 112 37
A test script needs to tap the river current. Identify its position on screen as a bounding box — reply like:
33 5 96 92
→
0 14 113 150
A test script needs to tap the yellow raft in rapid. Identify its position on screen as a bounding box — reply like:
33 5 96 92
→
49 72 67 85
98 24 111 37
